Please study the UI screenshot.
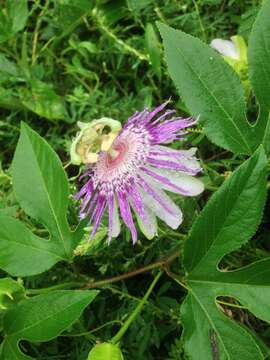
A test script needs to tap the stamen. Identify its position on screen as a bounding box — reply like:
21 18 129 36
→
70 118 122 165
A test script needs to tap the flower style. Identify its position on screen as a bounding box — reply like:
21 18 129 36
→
73 102 204 244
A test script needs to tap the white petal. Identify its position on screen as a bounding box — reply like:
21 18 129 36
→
210 39 239 60
152 145 197 157
111 197 121 238
141 167 204 196
150 145 202 174
131 202 157 240
138 182 183 229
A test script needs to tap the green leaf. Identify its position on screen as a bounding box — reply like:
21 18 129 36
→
0 290 99 360
0 278 25 310
0 12 10 43
87 343 124 360
0 123 82 276
248 0 270 154
127 0 153 12
98 0 127 26
12 123 73 254
56 0 91 36
0 215 64 277
145 23 161 79
0 0 28 43
184 146 267 275
74 227 107 256
20 80 68 122
248 0 270 111
239 8 259 39
0 54 19 78
0 87 23 110
158 22 252 155
182 147 269 359
7 0 28 33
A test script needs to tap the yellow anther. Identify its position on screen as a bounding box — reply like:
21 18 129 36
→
70 117 122 165
100 132 118 152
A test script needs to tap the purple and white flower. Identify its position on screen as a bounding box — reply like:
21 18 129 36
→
73 101 204 243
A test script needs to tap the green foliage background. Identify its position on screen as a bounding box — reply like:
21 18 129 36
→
1 0 269 359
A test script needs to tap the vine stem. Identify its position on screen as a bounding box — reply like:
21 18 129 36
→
111 271 162 345
61 320 123 338
25 250 181 295
84 249 180 289
32 0 50 65
26 281 85 295
191 0 207 42
92 8 149 62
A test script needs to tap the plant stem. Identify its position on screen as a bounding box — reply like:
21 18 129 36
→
26 250 181 295
164 267 189 291
32 0 50 65
111 271 162 345
192 0 207 42
93 8 149 62
26 281 84 295
61 320 123 338
84 249 180 289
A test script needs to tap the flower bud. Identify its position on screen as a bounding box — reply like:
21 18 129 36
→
210 35 249 94
87 342 124 360
70 118 122 165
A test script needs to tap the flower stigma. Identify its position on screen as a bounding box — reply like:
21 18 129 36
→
70 117 122 165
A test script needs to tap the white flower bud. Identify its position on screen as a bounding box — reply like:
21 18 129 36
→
210 38 239 60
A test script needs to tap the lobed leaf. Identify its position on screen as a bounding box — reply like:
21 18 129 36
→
0 215 63 277
0 290 99 360
181 288 265 360
0 124 82 276
184 146 267 276
182 147 270 359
